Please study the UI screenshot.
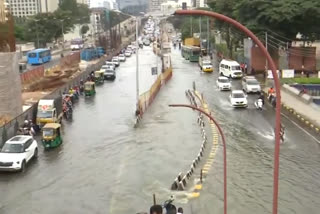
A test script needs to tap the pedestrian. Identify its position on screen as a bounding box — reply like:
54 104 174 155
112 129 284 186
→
177 207 183 214
298 85 307 96
306 70 310 78
251 67 255 75
150 205 163 214
244 63 248 74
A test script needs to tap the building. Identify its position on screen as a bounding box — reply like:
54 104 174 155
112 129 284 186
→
77 0 90 6
39 0 59 13
5 0 59 17
0 0 6 22
149 0 165 12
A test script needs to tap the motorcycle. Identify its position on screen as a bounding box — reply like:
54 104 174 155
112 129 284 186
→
254 99 263 110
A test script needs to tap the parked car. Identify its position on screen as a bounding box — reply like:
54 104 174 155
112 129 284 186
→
229 90 248 108
104 62 116 70
125 50 132 57
216 76 231 91
242 76 261 93
0 135 38 172
112 57 120 67
104 69 116 81
118 54 126 62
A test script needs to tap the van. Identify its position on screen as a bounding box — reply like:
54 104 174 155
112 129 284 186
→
219 59 243 78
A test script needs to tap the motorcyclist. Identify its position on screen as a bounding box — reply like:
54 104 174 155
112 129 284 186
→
268 87 275 101
258 92 265 105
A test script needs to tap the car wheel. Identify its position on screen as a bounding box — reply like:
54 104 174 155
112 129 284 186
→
20 160 26 173
33 148 38 159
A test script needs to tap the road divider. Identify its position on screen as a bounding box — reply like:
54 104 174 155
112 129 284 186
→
170 89 220 198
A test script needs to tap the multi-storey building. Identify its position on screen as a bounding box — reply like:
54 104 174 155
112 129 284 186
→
5 0 60 17
149 0 165 12
77 0 90 6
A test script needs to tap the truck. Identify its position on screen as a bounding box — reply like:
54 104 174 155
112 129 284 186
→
36 98 63 128
96 47 106 57
184 37 200 46
199 55 213 73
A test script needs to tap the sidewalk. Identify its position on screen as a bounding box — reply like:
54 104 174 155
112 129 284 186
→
281 89 320 128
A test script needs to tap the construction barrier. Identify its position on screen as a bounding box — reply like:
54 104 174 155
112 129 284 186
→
20 66 44 84
138 55 172 116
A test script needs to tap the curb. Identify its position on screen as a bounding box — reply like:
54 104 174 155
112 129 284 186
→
282 103 320 134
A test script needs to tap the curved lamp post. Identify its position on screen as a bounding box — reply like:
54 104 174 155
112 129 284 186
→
174 9 282 214
169 104 227 214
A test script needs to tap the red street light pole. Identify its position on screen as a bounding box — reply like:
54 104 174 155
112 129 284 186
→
169 104 227 214
174 10 282 214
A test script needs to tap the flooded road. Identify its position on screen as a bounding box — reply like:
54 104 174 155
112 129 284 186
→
1 44 320 214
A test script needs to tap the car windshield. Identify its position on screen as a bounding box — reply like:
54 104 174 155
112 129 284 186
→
105 70 114 74
232 66 241 70
119 55 124 57
219 78 229 83
1 143 24 153
247 80 259 85
233 93 245 98
43 129 54 137
203 62 211 66
112 59 118 62
37 111 53 118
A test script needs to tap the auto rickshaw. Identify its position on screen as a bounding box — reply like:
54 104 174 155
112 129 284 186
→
84 81 96 96
42 123 62 149
94 70 104 85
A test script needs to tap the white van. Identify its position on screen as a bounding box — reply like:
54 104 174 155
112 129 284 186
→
219 59 243 78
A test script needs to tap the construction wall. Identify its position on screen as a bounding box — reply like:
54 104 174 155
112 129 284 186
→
138 55 172 115
289 47 316 71
0 52 22 120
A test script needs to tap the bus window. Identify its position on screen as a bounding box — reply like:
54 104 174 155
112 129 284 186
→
28 53 37 58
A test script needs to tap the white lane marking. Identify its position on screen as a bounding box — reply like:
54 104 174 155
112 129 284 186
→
281 112 320 144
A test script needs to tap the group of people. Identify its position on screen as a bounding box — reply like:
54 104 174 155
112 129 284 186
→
150 205 183 214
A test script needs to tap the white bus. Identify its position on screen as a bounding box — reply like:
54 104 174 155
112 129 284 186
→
70 38 84 51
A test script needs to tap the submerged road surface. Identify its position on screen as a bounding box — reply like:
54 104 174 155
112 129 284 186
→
1 44 320 214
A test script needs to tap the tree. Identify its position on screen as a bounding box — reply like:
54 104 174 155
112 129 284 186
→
233 0 320 42
59 0 90 24
23 12 74 47
210 0 244 58
80 25 89 35
14 24 25 41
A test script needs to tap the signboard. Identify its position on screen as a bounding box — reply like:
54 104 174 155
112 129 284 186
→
282 69 295 78
151 67 158 75
267 70 280 79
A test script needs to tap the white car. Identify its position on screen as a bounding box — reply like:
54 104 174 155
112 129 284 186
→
118 54 126 62
242 76 261 93
112 57 120 67
0 135 38 172
216 76 231 91
125 50 132 57
229 90 248 108
104 62 116 71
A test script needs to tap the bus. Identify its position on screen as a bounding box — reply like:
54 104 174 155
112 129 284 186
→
181 45 201 62
71 38 84 51
27 49 51 65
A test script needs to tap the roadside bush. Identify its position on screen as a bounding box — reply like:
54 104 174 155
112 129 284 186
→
282 78 320 84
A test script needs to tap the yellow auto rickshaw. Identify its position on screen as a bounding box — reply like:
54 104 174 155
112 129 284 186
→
84 81 96 96
42 123 62 149
94 70 104 84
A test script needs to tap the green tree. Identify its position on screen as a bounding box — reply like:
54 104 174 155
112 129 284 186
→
80 25 89 35
59 0 90 24
14 24 25 41
209 0 243 58
233 0 320 42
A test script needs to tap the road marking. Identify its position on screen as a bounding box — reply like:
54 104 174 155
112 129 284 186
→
281 112 320 144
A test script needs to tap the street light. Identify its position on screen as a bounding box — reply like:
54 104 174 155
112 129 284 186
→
175 9 281 214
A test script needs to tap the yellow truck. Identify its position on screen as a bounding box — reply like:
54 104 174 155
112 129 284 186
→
184 38 200 46
36 98 63 128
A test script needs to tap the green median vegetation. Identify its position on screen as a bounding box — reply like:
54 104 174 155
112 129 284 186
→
282 78 320 85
